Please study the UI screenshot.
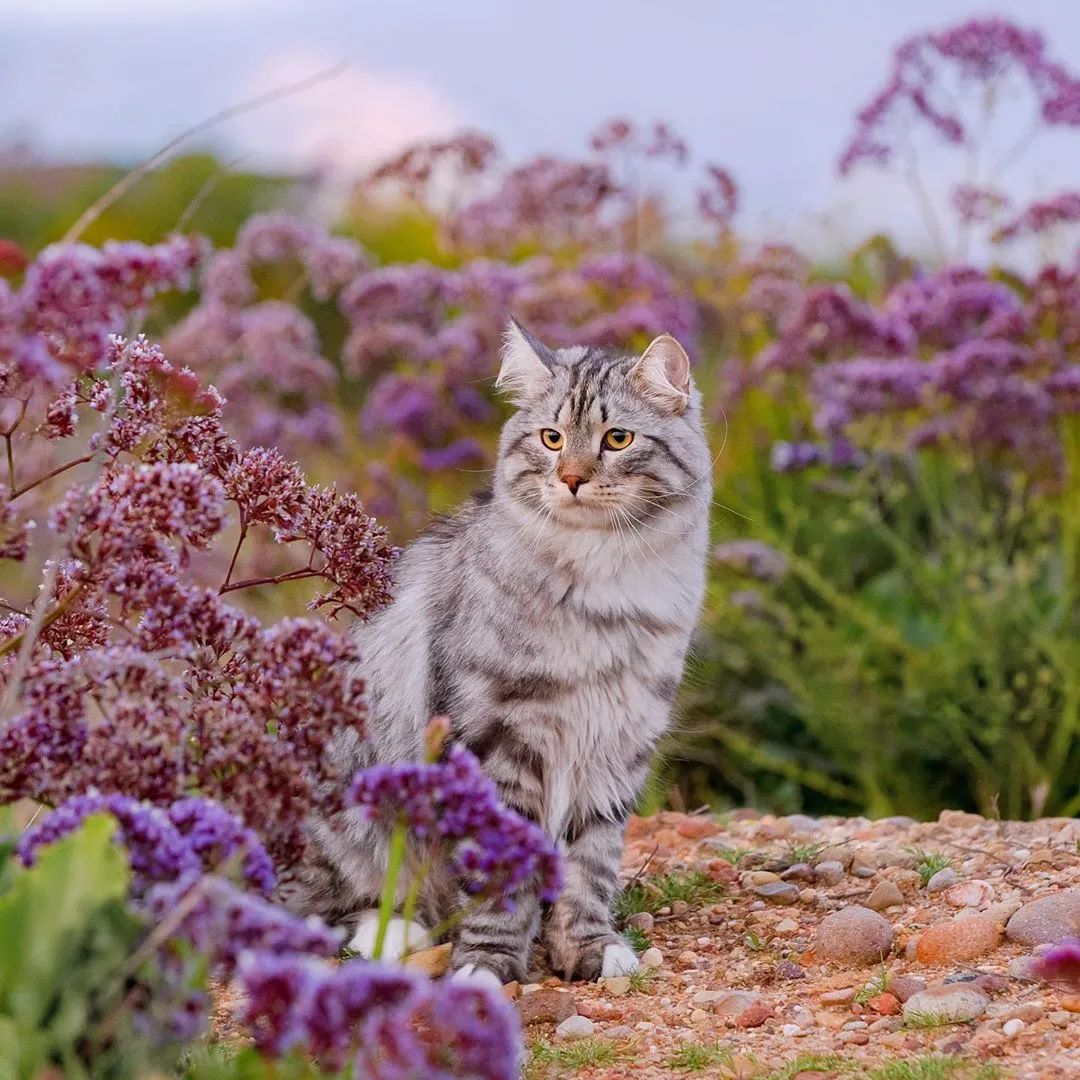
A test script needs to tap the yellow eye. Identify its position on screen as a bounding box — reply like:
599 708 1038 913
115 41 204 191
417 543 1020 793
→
602 428 634 451
540 429 564 450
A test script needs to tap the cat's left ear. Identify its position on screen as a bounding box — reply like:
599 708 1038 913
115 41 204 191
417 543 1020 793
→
496 319 556 403
632 334 691 415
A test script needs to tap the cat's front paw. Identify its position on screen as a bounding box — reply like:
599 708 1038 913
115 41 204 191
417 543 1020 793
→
346 912 430 962
601 941 640 978
555 934 639 982
451 962 506 993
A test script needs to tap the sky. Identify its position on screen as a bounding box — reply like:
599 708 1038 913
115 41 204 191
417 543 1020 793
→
4 1 1080 255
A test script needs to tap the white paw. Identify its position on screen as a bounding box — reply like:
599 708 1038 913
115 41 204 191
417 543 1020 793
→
601 942 640 978
452 962 505 992
347 913 430 962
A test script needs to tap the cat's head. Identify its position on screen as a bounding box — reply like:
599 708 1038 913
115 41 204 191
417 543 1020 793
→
493 320 709 529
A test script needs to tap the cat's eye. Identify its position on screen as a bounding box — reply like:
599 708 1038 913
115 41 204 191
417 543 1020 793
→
540 429 564 451
602 428 635 450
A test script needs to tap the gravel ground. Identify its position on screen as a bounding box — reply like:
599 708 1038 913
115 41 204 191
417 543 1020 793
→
515 809 1080 1080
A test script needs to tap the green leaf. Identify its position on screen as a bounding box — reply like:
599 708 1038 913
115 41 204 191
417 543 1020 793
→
0 814 129 1028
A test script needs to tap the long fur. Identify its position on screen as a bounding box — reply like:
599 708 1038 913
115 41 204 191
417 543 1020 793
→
284 333 712 982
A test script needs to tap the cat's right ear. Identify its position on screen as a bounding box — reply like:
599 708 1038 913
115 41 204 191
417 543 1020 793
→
496 319 555 403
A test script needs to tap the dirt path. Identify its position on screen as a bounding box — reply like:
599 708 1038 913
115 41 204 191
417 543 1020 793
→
518 809 1080 1080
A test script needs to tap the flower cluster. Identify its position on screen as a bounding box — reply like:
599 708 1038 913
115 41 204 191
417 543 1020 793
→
838 17 1077 176
18 792 275 896
348 745 563 907
238 952 519 1079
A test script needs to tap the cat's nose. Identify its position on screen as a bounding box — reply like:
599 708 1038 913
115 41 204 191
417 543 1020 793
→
561 473 587 495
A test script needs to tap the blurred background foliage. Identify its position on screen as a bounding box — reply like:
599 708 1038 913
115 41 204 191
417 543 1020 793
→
7 15 1080 824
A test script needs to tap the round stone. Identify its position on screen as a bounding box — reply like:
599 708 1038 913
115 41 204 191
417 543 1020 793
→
902 984 988 1024
1006 891 1080 946
815 905 894 966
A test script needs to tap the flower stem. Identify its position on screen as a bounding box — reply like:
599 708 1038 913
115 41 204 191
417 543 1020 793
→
373 818 408 960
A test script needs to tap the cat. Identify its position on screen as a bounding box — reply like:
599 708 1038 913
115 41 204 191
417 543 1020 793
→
286 321 712 986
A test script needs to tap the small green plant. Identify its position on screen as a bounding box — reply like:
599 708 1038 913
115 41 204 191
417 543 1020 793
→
614 871 724 919
763 1054 851 1080
628 966 657 993
667 1040 733 1071
528 1037 628 1074
903 1009 971 1030
907 849 956 886
713 846 753 865
784 839 829 865
866 1057 1003 1080
624 924 652 952
854 965 892 1005
744 929 766 951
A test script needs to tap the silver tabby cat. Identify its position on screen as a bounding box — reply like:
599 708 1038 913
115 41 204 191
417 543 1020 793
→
287 322 711 986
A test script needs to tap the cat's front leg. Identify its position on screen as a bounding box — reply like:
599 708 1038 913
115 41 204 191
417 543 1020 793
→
543 812 639 981
451 888 540 986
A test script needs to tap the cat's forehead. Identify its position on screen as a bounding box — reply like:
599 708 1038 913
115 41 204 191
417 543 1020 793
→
543 347 638 407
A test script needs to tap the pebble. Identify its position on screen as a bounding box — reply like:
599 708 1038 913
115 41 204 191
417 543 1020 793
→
756 881 801 905
1006 890 1080 946
518 989 577 1025
781 862 816 883
867 992 901 1016
939 809 984 828
777 960 807 980
555 1015 595 1040
814 861 845 885
675 816 720 839
780 1023 802 1037
944 879 994 908
775 917 800 933
745 870 781 886
602 976 631 997
603 1025 634 1040
626 911 654 933
782 814 822 834
815 905 894 966
887 975 927 1003
820 987 856 1005
641 947 663 969
850 857 877 879
690 1009 710 1023
915 912 1004 964
735 1000 774 1028
1003 1018 1026 1037
926 867 959 893
902 984 989 1024
692 990 725 1004
676 950 700 969
713 991 761 1018
670 899 690 917
866 880 905 911
1062 995 1080 1013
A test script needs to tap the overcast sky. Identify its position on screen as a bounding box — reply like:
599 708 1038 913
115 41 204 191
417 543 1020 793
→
5 1 1080 254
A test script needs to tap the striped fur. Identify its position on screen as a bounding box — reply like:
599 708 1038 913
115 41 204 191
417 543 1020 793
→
285 330 712 982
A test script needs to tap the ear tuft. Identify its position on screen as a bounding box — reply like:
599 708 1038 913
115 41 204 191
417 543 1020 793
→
496 319 555 404
631 334 691 414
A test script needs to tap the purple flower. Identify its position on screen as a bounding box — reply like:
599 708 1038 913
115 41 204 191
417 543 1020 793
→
420 438 487 472
18 793 276 895
237 952 520 1078
150 875 341 974
1033 939 1080 989
347 746 562 907
713 540 789 583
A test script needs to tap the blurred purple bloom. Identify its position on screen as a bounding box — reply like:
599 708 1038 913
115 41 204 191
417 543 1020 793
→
347 746 562 907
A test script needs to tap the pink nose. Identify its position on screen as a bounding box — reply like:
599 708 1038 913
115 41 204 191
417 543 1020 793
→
561 474 586 495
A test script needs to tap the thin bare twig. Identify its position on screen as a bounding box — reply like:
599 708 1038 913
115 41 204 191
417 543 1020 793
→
62 62 347 243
